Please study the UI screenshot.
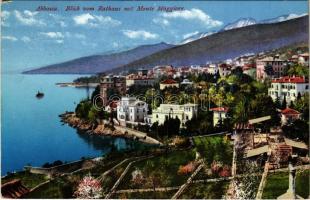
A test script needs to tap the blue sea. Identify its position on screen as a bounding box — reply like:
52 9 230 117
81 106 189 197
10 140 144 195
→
1 74 145 176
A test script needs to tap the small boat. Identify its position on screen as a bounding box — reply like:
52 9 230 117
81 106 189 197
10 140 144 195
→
36 91 44 99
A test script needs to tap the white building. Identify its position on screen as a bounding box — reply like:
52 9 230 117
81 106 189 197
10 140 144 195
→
180 79 193 86
210 107 229 127
117 97 148 126
218 64 232 77
126 78 155 88
207 64 219 75
298 53 309 67
152 103 198 128
280 108 301 125
268 76 308 103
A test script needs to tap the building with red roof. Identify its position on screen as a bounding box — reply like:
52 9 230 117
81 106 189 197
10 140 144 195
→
268 76 308 104
160 79 179 90
281 107 301 125
210 107 229 126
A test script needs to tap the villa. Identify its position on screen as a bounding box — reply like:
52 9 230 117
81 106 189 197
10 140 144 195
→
151 103 198 127
280 107 301 125
160 79 179 90
210 107 229 127
268 76 308 103
126 74 155 88
117 96 148 126
256 56 287 80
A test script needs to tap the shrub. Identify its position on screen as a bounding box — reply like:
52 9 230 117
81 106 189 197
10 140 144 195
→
178 162 196 175
74 175 103 199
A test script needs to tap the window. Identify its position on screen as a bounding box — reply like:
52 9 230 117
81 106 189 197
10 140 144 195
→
306 85 309 90
156 114 158 118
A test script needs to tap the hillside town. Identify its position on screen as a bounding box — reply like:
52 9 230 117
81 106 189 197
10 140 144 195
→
2 47 309 199
60 46 309 198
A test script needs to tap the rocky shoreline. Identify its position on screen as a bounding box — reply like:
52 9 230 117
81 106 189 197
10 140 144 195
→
59 112 154 143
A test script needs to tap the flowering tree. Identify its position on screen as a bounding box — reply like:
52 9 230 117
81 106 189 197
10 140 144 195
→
178 162 196 175
74 175 103 199
131 169 145 187
211 160 223 174
219 165 231 177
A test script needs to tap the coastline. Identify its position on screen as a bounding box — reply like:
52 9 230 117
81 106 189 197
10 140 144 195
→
56 82 99 88
59 112 162 145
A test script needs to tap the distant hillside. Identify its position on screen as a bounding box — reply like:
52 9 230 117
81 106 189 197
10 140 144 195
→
109 16 308 74
23 42 174 74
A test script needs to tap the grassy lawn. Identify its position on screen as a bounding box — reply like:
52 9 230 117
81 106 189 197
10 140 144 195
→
262 169 309 199
193 135 233 166
111 190 177 199
1 171 48 189
117 149 196 190
180 181 230 199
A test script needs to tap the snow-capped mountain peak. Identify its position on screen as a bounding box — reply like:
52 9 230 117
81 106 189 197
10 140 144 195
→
222 18 257 31
259 13 308 24
179 31 216 45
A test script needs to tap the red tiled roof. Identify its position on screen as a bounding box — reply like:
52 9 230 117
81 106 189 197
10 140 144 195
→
271 76 306 83
210 107 229 112
161 79 178 84
281 108 300 115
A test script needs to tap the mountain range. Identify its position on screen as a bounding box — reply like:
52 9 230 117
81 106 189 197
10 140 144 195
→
181 13 308 44
23 42 174 74
24 14 309 74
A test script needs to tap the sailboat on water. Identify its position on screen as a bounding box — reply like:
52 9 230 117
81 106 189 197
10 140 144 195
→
36 91 44 99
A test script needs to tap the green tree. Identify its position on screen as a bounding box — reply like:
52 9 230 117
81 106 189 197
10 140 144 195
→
282 119 309 143
281 96 287 109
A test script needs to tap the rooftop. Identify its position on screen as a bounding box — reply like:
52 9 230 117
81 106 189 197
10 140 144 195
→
210 107 229 112
161 79 178 84
284 138 308 150
271 76 307 83
245 145 269 158
281 108 300 115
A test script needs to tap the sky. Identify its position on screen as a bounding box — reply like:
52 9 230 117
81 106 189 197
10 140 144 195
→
1 1 308 73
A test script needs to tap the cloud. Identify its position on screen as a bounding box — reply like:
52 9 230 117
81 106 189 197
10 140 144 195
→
153 18 170 26
160 8 222 28
1 10 10 26
74 33 86 39
40 32 64 39
13 10 46 26
2 36 18 41
122 30 158 40
55 40 64 44
73 13 121 27
64 32 86 39
21 36 31 43
183 31 199 39
49 14 67 27
81 41 97 48
59 21 67 27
